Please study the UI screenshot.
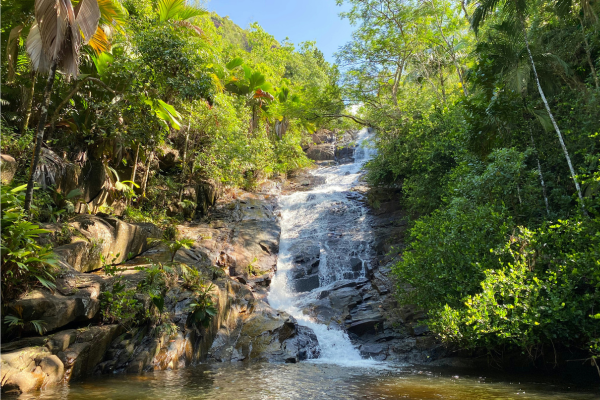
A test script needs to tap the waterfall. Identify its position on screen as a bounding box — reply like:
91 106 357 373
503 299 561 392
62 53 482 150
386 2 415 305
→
268 128 380 366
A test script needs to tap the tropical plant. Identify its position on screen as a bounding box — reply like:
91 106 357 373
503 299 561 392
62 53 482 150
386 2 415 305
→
23 0 103 211
1 184 57 300
470 0 588 214
187 282 217 329
3 306 47 336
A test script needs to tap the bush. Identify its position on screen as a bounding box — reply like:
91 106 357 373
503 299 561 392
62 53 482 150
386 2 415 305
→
394 203 513 311
1 184 58 300
434 218 600 353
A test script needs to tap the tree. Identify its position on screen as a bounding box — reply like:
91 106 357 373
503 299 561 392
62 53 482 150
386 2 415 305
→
471 0 588 215
23 0 103 212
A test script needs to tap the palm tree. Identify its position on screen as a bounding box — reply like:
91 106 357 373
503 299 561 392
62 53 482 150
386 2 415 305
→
23 0 102 212
470 0 588 215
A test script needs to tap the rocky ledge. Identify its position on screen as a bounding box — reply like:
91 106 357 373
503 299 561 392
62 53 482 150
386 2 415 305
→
1 190 318 395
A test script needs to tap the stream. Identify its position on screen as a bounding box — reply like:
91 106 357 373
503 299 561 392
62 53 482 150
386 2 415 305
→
10 130 599 399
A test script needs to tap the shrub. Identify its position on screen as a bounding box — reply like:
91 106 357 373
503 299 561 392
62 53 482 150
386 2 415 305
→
1 184 58 300
434 218 600 354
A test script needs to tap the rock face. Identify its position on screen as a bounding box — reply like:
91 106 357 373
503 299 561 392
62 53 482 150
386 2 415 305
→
209 285 319 363
304 129 360 164
1 190 321 395
0 154 17 184
53 214 162 273
0 326 120 394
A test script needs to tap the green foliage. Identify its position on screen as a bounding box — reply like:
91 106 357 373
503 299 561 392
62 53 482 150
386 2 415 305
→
435 218 600 352
344 0 600 363
187 283 217 329
1 184 58 300
3 306 47 336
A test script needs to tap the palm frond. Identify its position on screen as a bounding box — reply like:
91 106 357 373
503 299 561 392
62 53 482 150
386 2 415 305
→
6 25 24 84
26 23 51 73
88 25 111 54
75 0 101 45
157 0 206 23
97 0 128 30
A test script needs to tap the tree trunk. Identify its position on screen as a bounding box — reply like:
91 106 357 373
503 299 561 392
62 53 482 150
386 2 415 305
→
141 151 154 198
179 114 193 202
24 61 58 212
438 61 446 103
579 17 599 90
391 61 404 106
530 127 550 216
128 142 140 206
455 61 468 96
22 72 37 133
522 22 587 215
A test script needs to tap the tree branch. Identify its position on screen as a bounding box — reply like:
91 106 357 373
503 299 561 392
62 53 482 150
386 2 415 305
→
309 113 373 127
50 77 117 130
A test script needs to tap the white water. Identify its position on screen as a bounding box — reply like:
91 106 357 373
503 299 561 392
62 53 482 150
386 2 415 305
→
268 128 380 367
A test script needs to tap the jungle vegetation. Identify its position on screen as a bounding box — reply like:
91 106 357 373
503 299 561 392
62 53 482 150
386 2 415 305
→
1 0 599 370
337 0 600 367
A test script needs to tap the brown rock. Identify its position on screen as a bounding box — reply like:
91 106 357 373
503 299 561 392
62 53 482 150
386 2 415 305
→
0 154 17 184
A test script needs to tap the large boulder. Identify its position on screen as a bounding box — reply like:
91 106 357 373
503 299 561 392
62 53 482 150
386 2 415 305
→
0 347 63 394
54 214 161 273
0 325 121 394
9 285 101 334
209 299 320 363
0 154 17 184
306 144 335 161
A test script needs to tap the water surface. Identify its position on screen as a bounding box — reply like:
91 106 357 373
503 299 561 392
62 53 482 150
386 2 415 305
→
11 362 599 399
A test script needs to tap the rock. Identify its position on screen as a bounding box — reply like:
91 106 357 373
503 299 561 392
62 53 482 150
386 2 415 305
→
411 324 430 336
157 146 180 170
58 325 122 381
329 287 361 310
350 257 363 272
209 300 319 363
56 214 161 272
294 274 320 293
360 343 388 360
346 303 385 336
306 144 335 161
196 180 221 216
1 154 17 184
0 347 64 394
9 288 101 334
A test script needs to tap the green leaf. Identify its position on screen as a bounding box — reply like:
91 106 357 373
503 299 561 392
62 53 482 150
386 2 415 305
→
225 57 244 70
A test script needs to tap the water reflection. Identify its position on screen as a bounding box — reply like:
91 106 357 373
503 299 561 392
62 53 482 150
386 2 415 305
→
9 362 598 400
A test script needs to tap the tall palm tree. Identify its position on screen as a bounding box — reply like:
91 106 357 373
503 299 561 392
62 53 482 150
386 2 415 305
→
470 0 588 215
23 0 103 212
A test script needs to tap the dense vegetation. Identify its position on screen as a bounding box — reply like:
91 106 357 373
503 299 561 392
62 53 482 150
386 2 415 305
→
2 0 599 372
338 0 600 366
0 0 357 336
1 0 351 211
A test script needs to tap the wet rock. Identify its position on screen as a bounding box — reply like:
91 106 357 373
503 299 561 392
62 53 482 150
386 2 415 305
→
329 287 361 310
346 305 385 336
209 299 319 363
294 274 320 293
360 343 388 360
350 257 363 272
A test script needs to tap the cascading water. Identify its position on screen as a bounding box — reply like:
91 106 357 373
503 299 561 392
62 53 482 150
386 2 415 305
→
268 128 379 366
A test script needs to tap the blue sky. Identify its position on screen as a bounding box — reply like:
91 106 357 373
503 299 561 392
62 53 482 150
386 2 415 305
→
206 0 355 64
